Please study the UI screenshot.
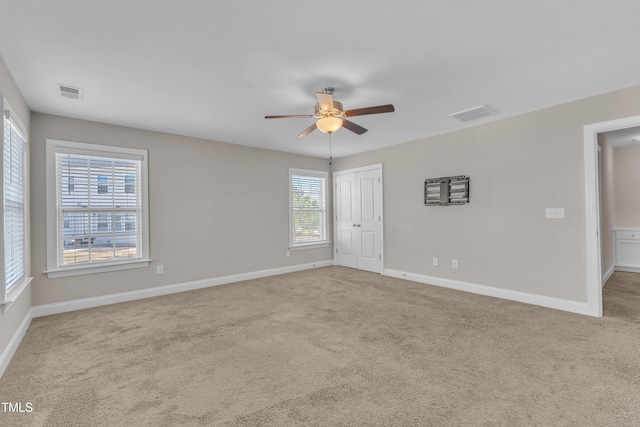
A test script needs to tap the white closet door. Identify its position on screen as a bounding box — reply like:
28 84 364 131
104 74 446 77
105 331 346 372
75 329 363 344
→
334 165 383 273
356 168 382 273
335 173 358 268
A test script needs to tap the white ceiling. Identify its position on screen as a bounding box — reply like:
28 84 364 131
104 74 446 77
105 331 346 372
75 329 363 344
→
1 1 640 159
604 126 640 148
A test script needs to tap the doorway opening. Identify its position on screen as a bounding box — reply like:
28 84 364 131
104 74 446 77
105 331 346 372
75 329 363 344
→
584 115 640 317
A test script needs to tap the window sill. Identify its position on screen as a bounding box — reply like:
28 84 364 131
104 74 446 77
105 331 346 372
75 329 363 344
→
1 276 33 314
44 258 151 279
289 242 331 251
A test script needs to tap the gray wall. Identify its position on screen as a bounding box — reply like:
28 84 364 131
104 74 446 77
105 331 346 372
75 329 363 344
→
334 84 640 303
0 56 32 359
29 113 332 306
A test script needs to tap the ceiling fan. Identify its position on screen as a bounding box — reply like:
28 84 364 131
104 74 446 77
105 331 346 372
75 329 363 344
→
265 87 394 137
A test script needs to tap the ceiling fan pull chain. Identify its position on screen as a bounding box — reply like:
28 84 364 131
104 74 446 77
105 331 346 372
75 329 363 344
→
329 133 333 166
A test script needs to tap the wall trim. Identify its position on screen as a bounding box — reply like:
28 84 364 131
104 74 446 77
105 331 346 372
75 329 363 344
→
32 260 334 318
383 269 590 316
0 308 33 378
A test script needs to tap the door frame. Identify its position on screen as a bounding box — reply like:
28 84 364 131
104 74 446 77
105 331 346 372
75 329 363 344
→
584 115 640 317
333 163 384 272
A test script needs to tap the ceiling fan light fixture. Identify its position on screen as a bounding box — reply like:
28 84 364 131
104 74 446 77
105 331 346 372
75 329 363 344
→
316 117 343 134
265 88 394 137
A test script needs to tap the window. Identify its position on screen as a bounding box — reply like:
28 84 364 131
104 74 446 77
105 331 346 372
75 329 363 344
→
45 139 150 278
124 174 135 194
113 213 122 232
96 213 110 232
1 100 31 311
289 169 329 248
97 175 109 194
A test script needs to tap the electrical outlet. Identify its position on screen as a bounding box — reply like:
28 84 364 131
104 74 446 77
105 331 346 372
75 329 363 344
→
545 208 565 219
286 250 291 257
156 265 164 274
452 259 459 269
433 257 439 266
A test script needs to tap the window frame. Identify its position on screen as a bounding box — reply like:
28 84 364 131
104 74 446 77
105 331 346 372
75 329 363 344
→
0 98 32 313
289 168 330 250
45 139 150 278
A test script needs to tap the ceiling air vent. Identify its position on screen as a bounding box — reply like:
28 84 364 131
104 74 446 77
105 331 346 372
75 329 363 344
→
57 84 83 100
449 105 495 122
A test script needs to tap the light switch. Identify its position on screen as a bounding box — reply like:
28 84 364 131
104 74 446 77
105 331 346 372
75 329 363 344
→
546 208 565 219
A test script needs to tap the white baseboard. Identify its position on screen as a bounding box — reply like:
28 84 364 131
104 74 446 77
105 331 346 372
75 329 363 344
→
32 260 334 318
614 266 640 274
383 269 591 316
603 265 615 286
0 308 33 378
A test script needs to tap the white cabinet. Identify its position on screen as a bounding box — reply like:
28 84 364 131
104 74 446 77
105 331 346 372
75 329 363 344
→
614 228 640 271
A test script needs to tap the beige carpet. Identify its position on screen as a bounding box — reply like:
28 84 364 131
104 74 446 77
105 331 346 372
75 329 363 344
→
1 267 639 426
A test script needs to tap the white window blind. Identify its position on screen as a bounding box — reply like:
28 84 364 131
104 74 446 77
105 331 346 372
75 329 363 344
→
3 112 26 291
56 152 142 267
290 169 328 246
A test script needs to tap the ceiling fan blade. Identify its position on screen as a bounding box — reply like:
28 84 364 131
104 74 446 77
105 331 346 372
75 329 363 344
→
298 122 318 137
342 119 368 135
315 92 334 111
265 115 315 119
345 104 395 117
